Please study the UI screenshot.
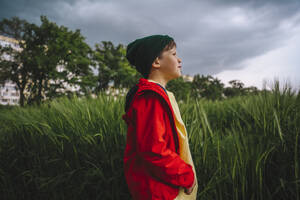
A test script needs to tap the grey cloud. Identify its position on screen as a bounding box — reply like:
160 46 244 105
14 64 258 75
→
0 0 73 23
1 0 300 76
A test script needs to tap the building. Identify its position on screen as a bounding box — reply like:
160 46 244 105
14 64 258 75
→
182 74 194 82
0 35 21 105
0 80 19 105
0 35 21 51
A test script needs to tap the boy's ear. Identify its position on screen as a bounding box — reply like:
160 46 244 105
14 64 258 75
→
152 57 160 69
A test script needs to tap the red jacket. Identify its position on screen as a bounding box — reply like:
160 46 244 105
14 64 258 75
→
122 78 195 200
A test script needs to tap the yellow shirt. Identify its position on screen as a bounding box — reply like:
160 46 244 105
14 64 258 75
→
148 80 198 200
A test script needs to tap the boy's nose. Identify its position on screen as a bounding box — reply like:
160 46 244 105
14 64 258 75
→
178 58 182 63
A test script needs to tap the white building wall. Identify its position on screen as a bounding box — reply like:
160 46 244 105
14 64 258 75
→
0 35 21 105
0 81 19 105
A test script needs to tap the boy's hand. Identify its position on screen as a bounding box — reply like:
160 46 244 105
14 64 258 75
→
184 177 196 195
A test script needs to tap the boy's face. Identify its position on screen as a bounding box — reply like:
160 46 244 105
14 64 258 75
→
157 46 182 80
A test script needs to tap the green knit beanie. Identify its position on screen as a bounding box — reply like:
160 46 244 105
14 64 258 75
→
126 35 174 78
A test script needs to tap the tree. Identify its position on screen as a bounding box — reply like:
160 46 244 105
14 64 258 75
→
93 41 140 92
0 17 30 106
229 79 244 89
166 77 192 102
191 74 224 100
0 17 27 40
243 86 259 95
224 79 245 97
24 16 94 105
0 16 94 106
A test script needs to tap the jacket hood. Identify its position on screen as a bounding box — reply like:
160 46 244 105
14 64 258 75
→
122 78 174 123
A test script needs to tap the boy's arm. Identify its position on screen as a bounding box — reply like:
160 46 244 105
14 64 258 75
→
134 93 194 189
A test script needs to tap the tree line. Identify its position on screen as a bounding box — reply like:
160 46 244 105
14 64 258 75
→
0 16 260 107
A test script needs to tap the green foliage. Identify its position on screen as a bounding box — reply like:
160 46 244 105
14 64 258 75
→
93 41 141 91
0 17 29 106
0 80 299 200
0 16 94 106
166 76 192 102
224 80 259 98
224 79 245 97
0 16 27 40
192 74 225 100
0 93 129 199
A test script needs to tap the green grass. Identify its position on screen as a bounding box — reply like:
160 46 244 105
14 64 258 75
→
0 81 299 200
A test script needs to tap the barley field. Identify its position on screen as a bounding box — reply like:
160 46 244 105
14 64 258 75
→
0 82 299 200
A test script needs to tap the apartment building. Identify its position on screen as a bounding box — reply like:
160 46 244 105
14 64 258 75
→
182 74 194 82
0 81 19 105
0 35 21 105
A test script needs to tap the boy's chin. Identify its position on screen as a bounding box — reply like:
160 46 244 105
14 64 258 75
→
171 73 181 80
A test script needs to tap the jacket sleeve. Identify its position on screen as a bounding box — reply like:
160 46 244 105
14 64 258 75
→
134 93 195 188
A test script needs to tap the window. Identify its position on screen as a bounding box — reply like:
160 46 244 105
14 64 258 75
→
11 92 19 96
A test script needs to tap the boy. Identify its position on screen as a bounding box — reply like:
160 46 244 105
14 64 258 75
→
122 35 198 200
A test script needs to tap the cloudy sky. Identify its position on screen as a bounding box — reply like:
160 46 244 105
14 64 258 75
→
1 0 300 90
